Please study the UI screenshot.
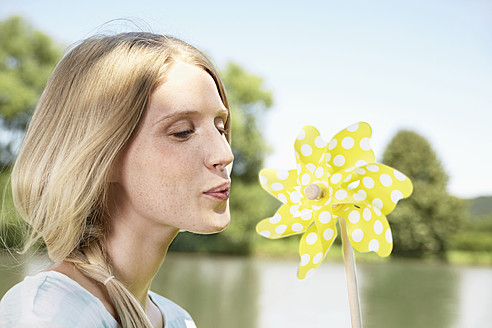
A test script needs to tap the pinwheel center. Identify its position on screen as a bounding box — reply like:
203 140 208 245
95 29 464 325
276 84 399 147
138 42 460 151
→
304 184 325 200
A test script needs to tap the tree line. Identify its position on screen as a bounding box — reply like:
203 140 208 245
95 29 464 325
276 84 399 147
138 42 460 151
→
1 16 490 261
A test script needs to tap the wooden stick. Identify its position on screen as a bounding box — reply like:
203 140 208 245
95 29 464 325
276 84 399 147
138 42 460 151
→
339 217 362 328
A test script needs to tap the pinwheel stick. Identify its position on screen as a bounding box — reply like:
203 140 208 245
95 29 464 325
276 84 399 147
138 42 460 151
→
339 217 362 328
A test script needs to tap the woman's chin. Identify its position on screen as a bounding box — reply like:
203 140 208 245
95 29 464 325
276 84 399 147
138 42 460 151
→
190 214 231 235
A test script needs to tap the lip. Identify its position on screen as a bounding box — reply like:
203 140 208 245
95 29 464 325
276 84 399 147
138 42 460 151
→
203 181 231 201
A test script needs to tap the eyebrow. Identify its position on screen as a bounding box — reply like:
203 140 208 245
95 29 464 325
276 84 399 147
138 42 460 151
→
152 108 229 127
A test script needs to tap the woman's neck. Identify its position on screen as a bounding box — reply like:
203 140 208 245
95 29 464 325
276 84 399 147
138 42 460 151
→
105 212 179 305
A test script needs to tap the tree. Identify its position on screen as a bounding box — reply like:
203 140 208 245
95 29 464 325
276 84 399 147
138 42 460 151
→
169 62 276 254
382 130 467 258
0 16 61 167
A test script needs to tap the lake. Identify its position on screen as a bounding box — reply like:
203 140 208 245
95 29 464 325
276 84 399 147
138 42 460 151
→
1 252 491 328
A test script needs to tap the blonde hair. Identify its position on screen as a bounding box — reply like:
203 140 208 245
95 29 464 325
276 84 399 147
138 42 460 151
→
11 32 229 327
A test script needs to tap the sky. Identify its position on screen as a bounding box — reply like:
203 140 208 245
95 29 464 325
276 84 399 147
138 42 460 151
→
1 0 491 198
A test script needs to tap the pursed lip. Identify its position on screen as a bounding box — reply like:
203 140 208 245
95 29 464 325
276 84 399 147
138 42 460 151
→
203 181 231 201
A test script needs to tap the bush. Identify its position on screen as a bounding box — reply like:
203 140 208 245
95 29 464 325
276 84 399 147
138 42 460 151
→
449 231 492 252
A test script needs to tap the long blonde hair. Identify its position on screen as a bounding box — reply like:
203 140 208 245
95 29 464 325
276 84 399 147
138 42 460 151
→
11 32 230 327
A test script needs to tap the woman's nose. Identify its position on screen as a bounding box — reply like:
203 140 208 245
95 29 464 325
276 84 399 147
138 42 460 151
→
205 130 234 172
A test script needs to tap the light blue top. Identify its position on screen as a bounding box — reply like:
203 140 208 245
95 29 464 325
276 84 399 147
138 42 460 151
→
0 271 196 328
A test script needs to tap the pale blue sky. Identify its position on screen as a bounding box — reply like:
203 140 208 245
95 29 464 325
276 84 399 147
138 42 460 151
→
1 0 491 198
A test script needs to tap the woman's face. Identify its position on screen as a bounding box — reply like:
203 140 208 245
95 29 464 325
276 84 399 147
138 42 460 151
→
111 62 234 234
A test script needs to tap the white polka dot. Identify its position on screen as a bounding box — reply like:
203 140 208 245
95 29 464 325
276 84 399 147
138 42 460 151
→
323 228 334 241
372 198 383 210
315 167 324 178
297 129 306 140
352 229 364 242
348 210 360 223
380 174 393 187
363 177 375 189
333 155 346 167
330 173 342 184
275 225 287 234
363 208 372 221
355 160 368 167
269 213 281 224
329 138 338 150
290 191 302 203
301 174 310 185
342 137 355 149
303 164 315 174
301 144 313 156
366 164 379 172
347 180 360 190
335 189 348 200
326 153 331 162
391 190 403 203
374 220 383 234
260 230 271 237
292 223 304 232
312 205 322 210
278 193 288 203
373 206 381 216
259 175 268 184
301 254 310 266
319 211 332 224
276 171 290 180
290 205 300 215
369 239 379 252
386 229 393 243
313 252 323 264
306 232 318 245
300 209 312 221
360 137 371 151
271 182 284 191
353 190 367 201
315 136 327 148
347 123 359 132
355 168 366 175
394 170 406 181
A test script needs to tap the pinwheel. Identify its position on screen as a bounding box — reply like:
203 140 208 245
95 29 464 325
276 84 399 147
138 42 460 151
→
256 122 413 327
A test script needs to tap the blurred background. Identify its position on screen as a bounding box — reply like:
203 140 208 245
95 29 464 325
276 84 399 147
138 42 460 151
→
1 1 491 327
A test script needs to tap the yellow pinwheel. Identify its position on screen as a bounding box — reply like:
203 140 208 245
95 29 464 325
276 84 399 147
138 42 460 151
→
256 122 413 280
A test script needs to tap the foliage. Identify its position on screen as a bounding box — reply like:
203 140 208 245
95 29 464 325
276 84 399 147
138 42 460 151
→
169 62 276 254
382 130 467 258
0 16 61 167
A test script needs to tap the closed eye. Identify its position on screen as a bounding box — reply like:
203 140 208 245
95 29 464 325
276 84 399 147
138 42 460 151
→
173 129 194 139
217 127 226 135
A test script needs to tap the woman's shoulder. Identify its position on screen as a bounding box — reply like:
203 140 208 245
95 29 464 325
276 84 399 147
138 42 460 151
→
148 291 196 328
0 271 117 328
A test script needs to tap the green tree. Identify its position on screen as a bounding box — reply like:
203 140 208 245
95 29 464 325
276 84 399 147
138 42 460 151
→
382 130 467 258
169 62 276 254
0 16 61 167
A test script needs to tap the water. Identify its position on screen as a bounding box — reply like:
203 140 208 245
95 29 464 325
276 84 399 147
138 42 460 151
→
1 253 491 328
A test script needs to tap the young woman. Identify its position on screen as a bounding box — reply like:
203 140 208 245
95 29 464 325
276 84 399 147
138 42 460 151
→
0 32 234 327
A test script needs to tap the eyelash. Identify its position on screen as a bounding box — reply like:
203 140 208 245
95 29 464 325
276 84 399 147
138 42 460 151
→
217 127 226 135
172 123 226 140
173 129 195 139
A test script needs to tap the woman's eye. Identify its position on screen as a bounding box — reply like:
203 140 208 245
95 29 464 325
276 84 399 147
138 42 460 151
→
216 118 226 135
172 129 194 139
217 127 226 135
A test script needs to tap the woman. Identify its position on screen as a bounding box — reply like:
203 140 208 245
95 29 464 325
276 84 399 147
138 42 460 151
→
0 32 234 327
